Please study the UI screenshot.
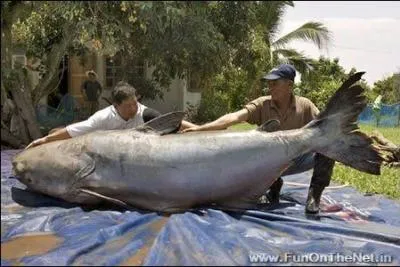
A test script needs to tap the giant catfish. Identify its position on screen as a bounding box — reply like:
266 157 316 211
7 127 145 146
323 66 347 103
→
12 72 383 212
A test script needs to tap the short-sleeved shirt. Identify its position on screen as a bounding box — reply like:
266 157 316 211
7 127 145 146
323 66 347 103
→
244 94 320 130
66 102 159 137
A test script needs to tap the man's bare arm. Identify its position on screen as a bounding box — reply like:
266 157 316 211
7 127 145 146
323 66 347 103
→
181 109 249 132
25 128 72 149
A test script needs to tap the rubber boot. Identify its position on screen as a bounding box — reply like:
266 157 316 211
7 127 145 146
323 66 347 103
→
262 119 283 204
266 177 283 204
305 153 335 214
305 185 325 214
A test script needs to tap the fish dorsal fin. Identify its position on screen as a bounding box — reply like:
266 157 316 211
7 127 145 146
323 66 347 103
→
135 111 186 135
256 119 281 132
79 188 130 209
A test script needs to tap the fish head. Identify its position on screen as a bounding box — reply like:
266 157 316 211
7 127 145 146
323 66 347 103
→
12 146 90 198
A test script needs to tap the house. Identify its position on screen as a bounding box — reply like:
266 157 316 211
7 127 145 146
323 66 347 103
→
66 53 202 114
12 50 202 116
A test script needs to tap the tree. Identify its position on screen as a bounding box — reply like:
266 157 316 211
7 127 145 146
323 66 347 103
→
2 1 41 148
192 1 331 120
371 74 400 104
296 57 370 110
2 1 229 146
1 1 331 146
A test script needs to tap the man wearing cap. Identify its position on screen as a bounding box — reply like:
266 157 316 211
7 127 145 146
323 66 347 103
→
81 70 103 116
182 64 336 214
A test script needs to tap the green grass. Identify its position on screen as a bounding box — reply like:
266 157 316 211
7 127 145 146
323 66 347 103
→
229 122 400 200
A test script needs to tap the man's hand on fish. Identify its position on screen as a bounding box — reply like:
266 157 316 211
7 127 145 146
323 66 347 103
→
180 126 201 133
26 137 48 150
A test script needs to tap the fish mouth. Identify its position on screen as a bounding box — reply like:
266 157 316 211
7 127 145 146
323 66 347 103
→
11 166 26 183
11 168 19 178
13 173 34 188
12 159 25 176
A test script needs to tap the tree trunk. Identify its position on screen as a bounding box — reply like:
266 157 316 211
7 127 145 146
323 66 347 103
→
9 69 43 140
2 6 27 146
1 1 46 146
6 24 72 144
1 123 24 148
32 26 71 104
1 93 25 148
1 6 12 107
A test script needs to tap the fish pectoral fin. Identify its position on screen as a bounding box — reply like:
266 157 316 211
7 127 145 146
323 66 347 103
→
135 111 186 135
74 153 96 179
256 119 281 132
79 188 130 209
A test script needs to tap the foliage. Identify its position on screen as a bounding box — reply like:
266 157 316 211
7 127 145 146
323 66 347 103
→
371 74 400 104
196 1 332 118
185 90 230 124
296 57 371 110
7 1 332 101
2 1 331 145
296 57 399 112
209 66 252 112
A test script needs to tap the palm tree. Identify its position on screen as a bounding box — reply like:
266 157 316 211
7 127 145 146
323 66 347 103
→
270 22 331 76
227 2 330 77
226 1 331 100
258 1 331 76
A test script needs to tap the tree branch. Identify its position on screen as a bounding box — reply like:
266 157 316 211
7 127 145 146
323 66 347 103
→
32 26 72 104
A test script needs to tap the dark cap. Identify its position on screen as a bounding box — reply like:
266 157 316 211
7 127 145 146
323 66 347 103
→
262 64 296 81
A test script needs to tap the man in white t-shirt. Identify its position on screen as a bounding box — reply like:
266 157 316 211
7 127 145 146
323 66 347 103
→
26 81 197 149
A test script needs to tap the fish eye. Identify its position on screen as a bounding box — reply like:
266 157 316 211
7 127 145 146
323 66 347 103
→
26 177 33 183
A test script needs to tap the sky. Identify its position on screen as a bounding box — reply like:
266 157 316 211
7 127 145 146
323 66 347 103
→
279 1 400 86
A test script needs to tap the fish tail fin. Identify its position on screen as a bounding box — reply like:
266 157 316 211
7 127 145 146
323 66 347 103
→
306 72 384 175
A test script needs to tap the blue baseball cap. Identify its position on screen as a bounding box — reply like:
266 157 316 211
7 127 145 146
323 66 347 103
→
262 64 296 81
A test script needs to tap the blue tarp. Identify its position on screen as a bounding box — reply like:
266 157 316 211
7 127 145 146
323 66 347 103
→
35 94 82 133
1 149 400 266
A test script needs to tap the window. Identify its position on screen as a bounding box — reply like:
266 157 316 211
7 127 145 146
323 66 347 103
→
105 56 122 90
105 54 145 90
